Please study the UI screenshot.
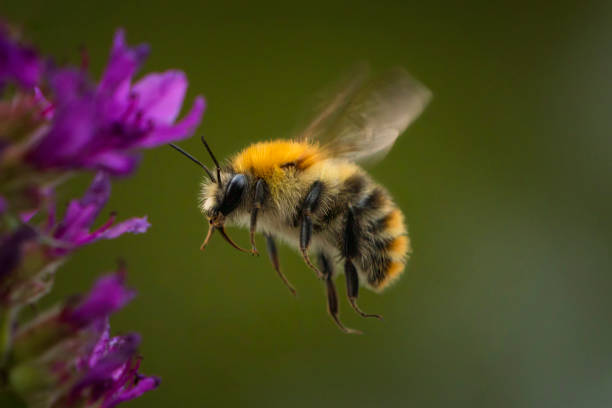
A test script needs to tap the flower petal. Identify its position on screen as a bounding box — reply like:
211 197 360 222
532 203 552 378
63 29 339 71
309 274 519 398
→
84 151 141 176
97 216 151 240
104 376 161 408
98 29 149 96
26 95 97 168
49 67 92 104
132 70 187 124
82 172 112 207
0 26 42 88
83 319 112 370
19 209 37 223
64 273 135 327
53 172 111 243
138 95 205 147
70 333 142 402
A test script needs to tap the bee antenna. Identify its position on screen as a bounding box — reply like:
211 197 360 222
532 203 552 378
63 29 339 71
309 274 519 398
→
168 143 216 183
200 135 222 187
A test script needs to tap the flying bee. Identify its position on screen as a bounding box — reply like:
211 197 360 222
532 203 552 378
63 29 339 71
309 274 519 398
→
170 66 431 333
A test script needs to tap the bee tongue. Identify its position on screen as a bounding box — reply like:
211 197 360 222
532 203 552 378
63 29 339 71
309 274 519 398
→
201 214 251 254
217 226 251 254
200 223 215 251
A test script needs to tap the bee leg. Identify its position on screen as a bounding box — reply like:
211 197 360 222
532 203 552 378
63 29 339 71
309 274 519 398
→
345 259 383 320
318 253 362 335
265 234 297 296
249 178 267 256
299 181 324 279
342 206 383 320
300 215 324 279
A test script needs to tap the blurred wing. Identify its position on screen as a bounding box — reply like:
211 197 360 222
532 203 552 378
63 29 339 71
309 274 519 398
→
298 66 431 163
297 63 371 144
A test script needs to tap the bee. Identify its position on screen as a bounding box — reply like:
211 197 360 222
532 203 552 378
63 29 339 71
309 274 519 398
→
170 66 431 333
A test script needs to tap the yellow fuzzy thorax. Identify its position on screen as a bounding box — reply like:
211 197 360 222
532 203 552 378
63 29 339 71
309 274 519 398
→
231 140 325 179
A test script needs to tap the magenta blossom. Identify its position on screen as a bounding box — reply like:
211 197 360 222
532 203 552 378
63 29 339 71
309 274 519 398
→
49 172 150 255
0 25 42 89
66 273 159 407
10 272 158 407
72 326 160 408
61 272 135 328
25 29 205 174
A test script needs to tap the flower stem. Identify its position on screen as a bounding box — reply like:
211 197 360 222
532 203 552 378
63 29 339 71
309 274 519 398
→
0 306 18 369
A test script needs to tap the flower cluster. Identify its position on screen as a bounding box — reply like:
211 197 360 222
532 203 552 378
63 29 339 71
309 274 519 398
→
10 272 159 408
0 23 204 407
0 172 149 309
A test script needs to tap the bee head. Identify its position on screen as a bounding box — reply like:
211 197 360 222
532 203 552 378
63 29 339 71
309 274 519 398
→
169 135 253 254
202 171 248 222
198 170 251 253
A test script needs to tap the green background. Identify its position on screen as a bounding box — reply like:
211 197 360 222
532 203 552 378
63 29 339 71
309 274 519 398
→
3 1 612 407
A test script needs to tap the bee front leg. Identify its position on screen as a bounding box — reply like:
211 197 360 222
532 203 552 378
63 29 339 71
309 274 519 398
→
249 178 267 255
299 181 324 279
343 206 383 320
264 234 297 296
318 253 361 334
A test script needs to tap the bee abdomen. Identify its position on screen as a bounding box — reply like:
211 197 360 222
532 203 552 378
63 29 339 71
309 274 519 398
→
312 172 410 291
357 194 410 291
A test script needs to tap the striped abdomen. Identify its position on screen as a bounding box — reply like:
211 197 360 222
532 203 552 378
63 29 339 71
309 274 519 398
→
348 181 409 291
316 170 410 292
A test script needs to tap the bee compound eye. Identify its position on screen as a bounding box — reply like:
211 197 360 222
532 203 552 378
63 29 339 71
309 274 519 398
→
219 174 247 215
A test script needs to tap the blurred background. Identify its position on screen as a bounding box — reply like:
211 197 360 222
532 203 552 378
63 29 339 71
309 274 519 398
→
3 1 612 407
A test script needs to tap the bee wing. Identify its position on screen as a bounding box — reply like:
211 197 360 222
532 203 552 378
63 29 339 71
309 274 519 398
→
297 66 431 163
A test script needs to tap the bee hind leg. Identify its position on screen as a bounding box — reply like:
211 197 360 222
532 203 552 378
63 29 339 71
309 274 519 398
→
264 234 297 296
318 252 362 334
343 206 383 320
345 259 383 320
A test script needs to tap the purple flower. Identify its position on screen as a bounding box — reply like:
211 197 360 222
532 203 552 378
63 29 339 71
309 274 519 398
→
49 172 150 255
72 325 160 408
62 272 135 327
0 173 149 307
25 29 205 175
0 25 42 89
65 273 159 407
2 25 165 408
10 272 158 407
